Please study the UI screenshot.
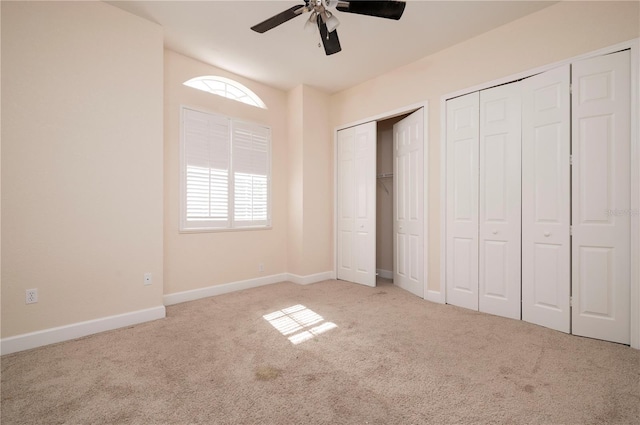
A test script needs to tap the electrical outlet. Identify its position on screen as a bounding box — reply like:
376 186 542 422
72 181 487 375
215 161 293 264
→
144 273 152 285
258 263 265 273
26 288 38 304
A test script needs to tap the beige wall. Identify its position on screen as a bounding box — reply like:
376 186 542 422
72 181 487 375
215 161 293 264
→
287 86 304 274
1 1 164 337
300 86 333 276
330 1 640 293
164 51 289 294
287 85 333 276
1 2 3 329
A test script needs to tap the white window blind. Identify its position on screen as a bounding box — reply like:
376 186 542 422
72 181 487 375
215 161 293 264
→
233 121 270 227
181 108 271 231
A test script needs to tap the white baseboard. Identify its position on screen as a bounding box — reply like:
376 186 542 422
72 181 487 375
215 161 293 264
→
163 273 289 306
376 269 393 280
0 306 166 356
287 271 334 285
164 271 334 306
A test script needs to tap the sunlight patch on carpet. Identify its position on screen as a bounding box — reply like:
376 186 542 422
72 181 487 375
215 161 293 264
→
263 304 337 344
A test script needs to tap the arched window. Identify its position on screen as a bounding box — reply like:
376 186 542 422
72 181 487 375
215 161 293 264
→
183 76 267 109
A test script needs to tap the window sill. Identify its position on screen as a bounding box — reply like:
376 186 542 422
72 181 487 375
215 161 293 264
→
179 225 273 234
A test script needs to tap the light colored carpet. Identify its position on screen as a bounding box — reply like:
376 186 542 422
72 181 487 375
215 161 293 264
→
2 279 639 424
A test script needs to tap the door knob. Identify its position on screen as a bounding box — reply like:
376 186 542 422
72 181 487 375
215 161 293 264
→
544 231 551 237
492 229 498 234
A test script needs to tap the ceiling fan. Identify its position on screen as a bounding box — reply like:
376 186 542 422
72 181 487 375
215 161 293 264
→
251 1 406 56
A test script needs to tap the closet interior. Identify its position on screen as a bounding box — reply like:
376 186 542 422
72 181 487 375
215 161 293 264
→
376 115 407 282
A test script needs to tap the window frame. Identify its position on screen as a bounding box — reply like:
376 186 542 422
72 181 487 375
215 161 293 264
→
179 106 272 233
183 76 267 109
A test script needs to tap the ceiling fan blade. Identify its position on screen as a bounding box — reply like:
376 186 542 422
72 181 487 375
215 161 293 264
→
317 20 341 55
336 1 406 20
251 4 306 33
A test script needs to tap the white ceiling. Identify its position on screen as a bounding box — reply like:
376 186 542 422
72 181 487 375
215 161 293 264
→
107 1 556 93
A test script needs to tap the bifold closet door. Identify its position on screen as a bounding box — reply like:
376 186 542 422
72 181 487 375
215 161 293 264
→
446 92 479 310
337 122 377 287
521 65 571 333
394 109 424 298
478 83 522 320
571 50 631 344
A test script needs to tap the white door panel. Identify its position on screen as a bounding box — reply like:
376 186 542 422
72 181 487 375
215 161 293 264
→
338 231 352 271
522 65 571 333
337 130 355 282
479 83 522 320
452 237 475 294
394 109 424 297
572 50 631 344
446 93 479 310
337 122 377 287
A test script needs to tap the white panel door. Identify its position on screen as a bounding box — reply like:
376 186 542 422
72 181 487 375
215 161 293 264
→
521 65 571 333
394 109 424 298
337 128 356 283
572 50 631 344
446 92 480 310
337 122 377 287
479 83 522 320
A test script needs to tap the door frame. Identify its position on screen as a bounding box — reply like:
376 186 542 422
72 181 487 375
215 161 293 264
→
440 38 640 349
333 101 431 300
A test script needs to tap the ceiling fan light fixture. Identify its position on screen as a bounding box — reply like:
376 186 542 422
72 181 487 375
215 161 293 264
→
325 13 340 32
304 11 318 31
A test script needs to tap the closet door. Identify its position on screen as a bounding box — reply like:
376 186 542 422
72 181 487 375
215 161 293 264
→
337 122 377 287
478 83 522 319
571 50 631 344
446 93 480 310
521 65 571 333
394 109 424 298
